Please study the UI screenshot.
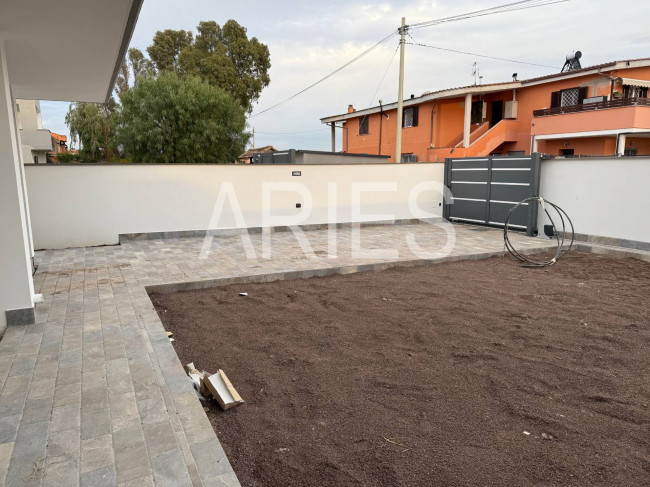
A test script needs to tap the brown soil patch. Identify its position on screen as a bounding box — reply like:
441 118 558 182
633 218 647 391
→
150 252 650 487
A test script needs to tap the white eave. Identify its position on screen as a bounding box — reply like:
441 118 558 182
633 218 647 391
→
0 0 144 103
321 82 522 123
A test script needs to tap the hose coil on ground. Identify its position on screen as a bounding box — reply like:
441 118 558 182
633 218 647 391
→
504 197 574 267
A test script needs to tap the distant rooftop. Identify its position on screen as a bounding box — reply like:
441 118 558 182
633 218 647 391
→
321 57 650 123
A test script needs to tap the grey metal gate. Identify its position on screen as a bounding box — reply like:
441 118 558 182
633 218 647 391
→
443 154 541 236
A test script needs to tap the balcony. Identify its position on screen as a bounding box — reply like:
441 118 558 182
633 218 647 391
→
533 97 650 117
20 129 53 151
532 97 650 138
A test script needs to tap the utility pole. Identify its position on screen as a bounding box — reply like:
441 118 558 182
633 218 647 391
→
395 17 406 164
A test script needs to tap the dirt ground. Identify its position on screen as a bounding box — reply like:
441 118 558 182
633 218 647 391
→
151 252 650 487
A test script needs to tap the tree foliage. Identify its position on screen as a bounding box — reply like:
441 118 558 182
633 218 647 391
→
117 72 249 163
147 20 270 112
115 48 156 97
65 103 116 162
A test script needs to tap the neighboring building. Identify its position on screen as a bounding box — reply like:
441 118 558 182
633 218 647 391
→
239 145 277 163
250 149 390 164
51 132 68 154
321 57 650 161
16 99 53 163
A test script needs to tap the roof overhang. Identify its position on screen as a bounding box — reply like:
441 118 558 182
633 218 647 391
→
322 59 650 124
619 77 650 89
321 82 521 123
0 0 143 103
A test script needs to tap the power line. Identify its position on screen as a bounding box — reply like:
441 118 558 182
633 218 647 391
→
406 41 560 69
250 0 568 119
250 31 398 119
409 0 569 30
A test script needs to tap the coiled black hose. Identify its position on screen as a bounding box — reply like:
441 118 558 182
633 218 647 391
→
504 197 574 267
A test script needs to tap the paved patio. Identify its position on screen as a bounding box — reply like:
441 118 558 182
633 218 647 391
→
0 223 560 486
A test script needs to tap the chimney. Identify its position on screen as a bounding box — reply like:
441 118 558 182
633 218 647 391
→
348 104 355 113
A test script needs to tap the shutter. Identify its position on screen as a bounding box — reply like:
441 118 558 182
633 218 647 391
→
550 91 561 108
412 107 419 127
578 86 588 104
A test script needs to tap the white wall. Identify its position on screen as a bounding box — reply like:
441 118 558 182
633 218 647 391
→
26 163 446 249
0 43 36 333
539 157 650 244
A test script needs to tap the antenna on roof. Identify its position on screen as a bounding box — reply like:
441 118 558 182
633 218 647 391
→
512 73 518 81
561 51 582 72
472 62 480 85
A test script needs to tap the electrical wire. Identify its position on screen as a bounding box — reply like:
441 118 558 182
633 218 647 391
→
250 0 568 119
405 41 560 69
250 31 398 119
504 197 574 267
409 0 569 30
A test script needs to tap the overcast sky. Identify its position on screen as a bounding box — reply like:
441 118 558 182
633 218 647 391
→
40 0 650 153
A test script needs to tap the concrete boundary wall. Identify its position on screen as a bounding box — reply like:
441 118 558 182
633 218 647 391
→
25 156 650 250
537 156 650 246
25 163 445 249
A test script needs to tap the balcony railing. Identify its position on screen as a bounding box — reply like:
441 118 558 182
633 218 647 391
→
533 97 650 117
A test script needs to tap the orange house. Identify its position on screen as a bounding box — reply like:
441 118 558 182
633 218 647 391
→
321 58 650 161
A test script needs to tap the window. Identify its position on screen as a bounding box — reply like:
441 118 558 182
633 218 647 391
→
624 148 638 156
550 87 588 108
623 85 648 99
403 107 419 128
401 154 417 162
560 149 574 157
359 116 369 135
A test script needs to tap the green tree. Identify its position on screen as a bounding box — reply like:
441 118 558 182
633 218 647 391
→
147 29 193 72
65 102 116 162
117 71 249 163
115 48 156 97
147 20 270 112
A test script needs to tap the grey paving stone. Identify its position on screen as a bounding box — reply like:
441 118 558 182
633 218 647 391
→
113 428 150 483
0 414 21 444
151 449 192 487
117 474 154 487
190 438 234 481
46 428 80 466
82 369 107 391
0 393 26 418
107 373 134 396
27 377 55 400
6 420 48 485
81 407 111 440
1 375 30 396
143 419 178 456
42 459 79 487
80 465 116 487
109 391 138 420
0 442 14 485
82 386 109 412
51 403 81 432
80 434 114 474
21 396 54 424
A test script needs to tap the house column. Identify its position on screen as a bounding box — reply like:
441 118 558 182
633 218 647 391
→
463 93 472 148
617 134 626 156
0 42 36 333
330 123 336 152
